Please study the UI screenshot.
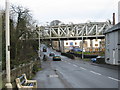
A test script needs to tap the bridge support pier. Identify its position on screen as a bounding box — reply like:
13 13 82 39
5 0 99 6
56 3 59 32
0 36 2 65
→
50 39 53 49
59 40 64 53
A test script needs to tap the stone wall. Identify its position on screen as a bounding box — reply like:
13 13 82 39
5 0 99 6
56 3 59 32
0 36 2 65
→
1 59 40 88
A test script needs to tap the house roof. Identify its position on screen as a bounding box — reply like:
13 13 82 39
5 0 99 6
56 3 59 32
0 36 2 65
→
104 22 120 34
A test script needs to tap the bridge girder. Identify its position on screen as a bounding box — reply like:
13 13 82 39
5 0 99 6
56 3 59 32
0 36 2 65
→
39 21 112 39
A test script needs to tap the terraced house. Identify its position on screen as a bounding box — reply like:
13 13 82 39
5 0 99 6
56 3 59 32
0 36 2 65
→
105 22 120 65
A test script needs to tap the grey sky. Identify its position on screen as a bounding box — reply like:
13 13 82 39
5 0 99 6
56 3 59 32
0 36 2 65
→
0 0 119 25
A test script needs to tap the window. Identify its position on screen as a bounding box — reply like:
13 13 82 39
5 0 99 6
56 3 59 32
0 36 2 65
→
95 44 98 46
70 42 73 46
107 34 110 44
90 44 92 46
75 42 77 45
66 42 68 45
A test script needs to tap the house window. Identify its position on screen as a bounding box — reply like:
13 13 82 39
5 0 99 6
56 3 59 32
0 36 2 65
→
66 42 68 45
70 42 73 46
107 34 110 44
95 44 98 46
90 44 92 46
75 42 77 45
95 39 98 42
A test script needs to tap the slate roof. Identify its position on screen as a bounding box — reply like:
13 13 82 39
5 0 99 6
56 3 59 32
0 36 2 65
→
104 22 120 34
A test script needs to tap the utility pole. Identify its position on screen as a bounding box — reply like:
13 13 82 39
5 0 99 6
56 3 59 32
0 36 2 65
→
0 11 2 82
38 27 41 59
5 0 12 88
82 29 84 59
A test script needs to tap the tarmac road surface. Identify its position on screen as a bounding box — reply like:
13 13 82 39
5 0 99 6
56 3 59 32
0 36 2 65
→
34 44 119 89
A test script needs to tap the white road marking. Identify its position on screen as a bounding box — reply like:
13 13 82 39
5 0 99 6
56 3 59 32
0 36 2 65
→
68 63 71 64
80 67 87 70
58 71 64 76
90 71 102 75
49 75 58 78
73 64 78 67
108 77 120 82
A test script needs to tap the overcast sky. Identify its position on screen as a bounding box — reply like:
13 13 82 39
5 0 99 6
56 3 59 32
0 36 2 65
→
0 0 120 25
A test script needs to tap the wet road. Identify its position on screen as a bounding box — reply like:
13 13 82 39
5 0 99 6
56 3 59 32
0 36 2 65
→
34 44 119 88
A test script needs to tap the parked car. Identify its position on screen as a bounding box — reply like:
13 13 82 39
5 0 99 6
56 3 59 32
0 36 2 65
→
91 58 96 62
49 52 55 56
53 55 61 61
91 56 105 63
71 48 82 52
43 47 47 52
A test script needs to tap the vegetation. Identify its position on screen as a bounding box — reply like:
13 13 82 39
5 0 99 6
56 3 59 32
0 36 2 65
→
2 5 39 70
72 51 105 55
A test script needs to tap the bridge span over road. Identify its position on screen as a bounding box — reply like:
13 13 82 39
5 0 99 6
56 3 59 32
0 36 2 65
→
32 21 112 53
37 21 112 40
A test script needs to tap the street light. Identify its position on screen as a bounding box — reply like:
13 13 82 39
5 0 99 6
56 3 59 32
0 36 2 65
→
5 0 12 88
82 29 84 59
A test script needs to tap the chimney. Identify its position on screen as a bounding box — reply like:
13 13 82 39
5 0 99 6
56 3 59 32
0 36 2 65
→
118 1 120 23
113 13 115 25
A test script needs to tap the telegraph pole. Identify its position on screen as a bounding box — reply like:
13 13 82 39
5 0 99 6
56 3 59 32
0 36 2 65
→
38 27 41 59
5 0 12 88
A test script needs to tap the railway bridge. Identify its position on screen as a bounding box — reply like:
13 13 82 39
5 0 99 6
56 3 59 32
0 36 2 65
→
32 21 112 52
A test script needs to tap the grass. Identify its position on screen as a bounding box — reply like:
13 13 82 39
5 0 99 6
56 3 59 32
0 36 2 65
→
74 51 105 55
37 68 42 71
83 58 91 61
0 77 2 89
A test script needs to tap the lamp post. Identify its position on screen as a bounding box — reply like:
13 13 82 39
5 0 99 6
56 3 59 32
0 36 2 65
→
82 29 84 59
5 0 12 88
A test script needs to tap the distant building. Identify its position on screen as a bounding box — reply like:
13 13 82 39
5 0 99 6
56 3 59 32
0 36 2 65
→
64 40 81 52
52 39 105 53
104 23 120 65
50 20 61 26
63 39 104 52
52 41 59 50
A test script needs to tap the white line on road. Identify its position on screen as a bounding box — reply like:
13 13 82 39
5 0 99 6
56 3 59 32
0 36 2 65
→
68 63 71 64
55 69 64 75
90 71 102 75
58 70 64 76
73 64 78 67
49 75 59 78
80 67 87 70
108 77 120 82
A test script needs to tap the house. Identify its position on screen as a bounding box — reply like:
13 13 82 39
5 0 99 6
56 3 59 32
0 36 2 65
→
104 22 120 65
64 40 81 52
63 39 104 52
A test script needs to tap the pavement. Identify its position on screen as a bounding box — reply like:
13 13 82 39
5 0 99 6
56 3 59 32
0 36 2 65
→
34 44 120 89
